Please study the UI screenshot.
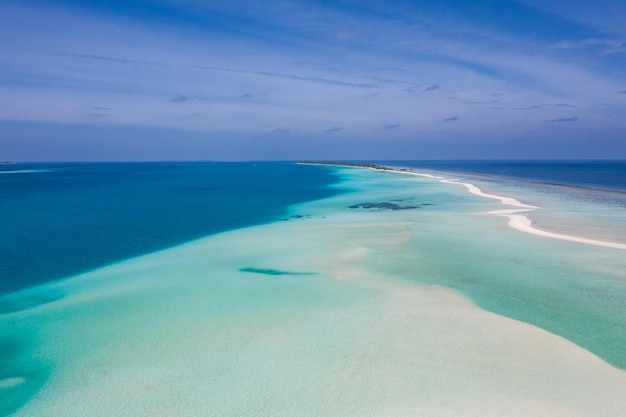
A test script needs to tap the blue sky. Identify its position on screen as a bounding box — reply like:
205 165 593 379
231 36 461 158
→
1 0 626 160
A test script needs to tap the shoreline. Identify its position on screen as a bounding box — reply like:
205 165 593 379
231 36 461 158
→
300 160 626 195
417 172 626 250
304 161 626 251
4 163 626 415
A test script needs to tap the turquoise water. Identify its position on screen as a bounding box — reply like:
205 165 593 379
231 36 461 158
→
2 163 626 416
0 162 340 294
377 185 626 367
333 168 626 367
354 169 626 369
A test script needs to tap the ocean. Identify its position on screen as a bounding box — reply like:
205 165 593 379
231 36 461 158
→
1 161 625 416
380 160 626 192
0 162 340 295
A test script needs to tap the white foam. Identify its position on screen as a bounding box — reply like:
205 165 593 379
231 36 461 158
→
0 169 50 174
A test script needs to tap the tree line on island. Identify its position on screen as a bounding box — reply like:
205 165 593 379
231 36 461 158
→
299 161 393 170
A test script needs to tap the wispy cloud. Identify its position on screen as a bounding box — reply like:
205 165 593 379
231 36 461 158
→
169 95 190 103
168 95 211 104
544 116 579 122
423 85 440 92
551 38 626 55
246 70 377 89
514 103 577 110
62 53 378 90
2 0 626 159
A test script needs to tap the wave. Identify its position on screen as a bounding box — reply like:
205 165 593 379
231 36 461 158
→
0 169 51 175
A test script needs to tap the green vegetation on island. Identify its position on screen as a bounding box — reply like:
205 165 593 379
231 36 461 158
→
299 161 392 170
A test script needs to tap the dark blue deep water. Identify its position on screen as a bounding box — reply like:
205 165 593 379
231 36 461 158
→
380 160 626 192
0 162 340 295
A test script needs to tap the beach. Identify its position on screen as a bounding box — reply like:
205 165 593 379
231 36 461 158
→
393 168 626 250
2 164 626 416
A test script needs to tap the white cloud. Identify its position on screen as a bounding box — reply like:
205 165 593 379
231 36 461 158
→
1 0 626 157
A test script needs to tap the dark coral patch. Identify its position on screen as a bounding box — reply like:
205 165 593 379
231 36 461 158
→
240 267 315 276
348 202 424 210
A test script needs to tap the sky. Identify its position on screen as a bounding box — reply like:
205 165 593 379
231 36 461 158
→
1 0 626 161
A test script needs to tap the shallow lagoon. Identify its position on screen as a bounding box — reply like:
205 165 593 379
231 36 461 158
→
2 166 626 416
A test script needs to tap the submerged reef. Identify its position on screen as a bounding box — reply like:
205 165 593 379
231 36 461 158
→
348 202 427 210
239 267 315 276
300 161 392 170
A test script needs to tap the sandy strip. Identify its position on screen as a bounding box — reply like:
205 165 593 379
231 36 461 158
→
386 168 626 251
497 211 626 250
440 178 538 209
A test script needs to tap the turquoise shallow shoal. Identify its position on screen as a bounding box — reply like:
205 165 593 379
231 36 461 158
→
335 168 626 369
1 165 626 416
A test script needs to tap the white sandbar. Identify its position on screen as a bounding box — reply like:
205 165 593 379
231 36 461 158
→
387 168 626 251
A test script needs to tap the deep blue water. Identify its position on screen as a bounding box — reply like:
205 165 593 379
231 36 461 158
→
0 162 340 295
378 160 626 192
4 160 624 295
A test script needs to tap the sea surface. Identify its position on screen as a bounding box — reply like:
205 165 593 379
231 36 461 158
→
0 162 340 295
1 161 625 416
380 160 626 192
